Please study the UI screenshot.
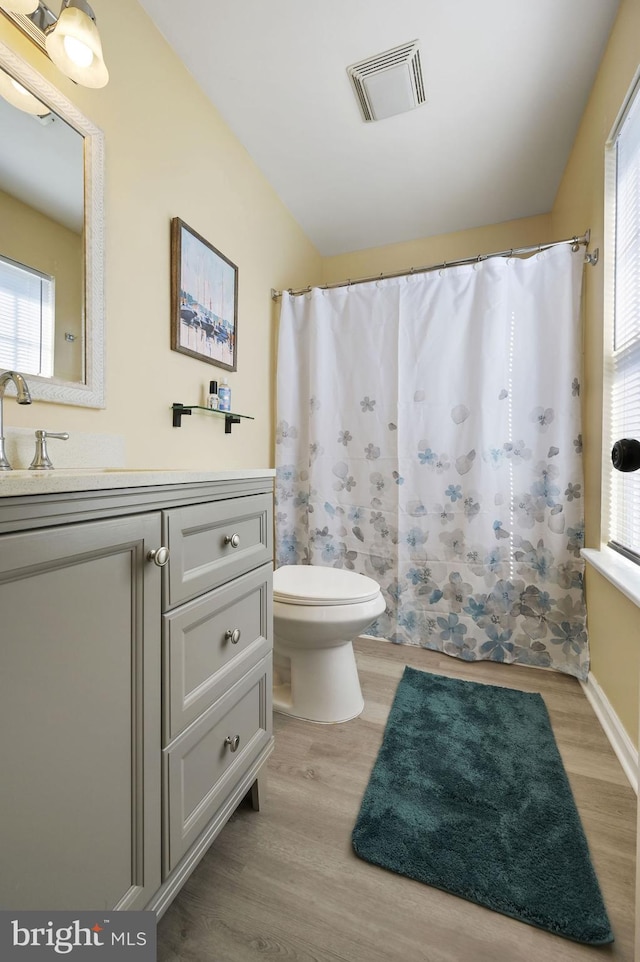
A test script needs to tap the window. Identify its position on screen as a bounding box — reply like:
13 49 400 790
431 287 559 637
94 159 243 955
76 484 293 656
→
606 72 640 561
0 255 54 378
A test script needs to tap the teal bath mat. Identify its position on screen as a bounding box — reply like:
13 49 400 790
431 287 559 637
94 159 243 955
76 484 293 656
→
352 667 613 945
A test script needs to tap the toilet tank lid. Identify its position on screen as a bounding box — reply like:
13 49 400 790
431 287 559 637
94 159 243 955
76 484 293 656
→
273 565 381 605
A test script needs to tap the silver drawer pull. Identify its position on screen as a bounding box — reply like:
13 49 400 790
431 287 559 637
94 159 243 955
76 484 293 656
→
147 546 170 567
224 734 240 753
224 533 240 548
225 628 241 645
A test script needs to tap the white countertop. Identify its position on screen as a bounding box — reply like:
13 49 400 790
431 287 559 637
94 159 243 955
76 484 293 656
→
0 468 275 497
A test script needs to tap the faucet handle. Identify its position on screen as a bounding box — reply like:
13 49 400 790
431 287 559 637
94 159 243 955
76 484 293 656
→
29 430 70 471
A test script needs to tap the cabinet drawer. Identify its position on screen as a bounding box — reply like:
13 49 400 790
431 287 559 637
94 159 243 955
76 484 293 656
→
163 493 272 609
163 563 272 743
163 656 272 874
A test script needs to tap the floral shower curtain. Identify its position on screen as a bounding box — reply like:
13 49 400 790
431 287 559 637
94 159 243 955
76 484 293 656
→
275 244 588 679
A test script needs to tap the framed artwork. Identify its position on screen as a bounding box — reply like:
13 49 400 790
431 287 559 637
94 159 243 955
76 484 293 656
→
170 217 238 371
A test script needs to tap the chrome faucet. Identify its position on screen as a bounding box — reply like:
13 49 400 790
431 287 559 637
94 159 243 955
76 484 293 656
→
0 371 32 471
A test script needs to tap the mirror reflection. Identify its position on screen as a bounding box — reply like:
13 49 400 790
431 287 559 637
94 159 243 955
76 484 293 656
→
0 38 103 408
0 64 84 383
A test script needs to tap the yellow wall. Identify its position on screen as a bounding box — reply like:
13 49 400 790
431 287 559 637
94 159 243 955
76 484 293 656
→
552 0 640 749
0 188 83 382
322 213 553 284
0 0 321 468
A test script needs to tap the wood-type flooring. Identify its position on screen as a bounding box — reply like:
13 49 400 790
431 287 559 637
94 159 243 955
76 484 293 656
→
158 638 636 962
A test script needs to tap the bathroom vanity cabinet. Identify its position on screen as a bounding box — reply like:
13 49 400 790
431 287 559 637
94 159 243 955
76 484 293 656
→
0 472 274 915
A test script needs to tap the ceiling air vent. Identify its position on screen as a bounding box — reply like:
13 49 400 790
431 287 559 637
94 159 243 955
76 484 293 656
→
347 39 426 123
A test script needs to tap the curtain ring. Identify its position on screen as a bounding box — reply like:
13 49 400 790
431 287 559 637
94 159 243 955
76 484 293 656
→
439 260 447 277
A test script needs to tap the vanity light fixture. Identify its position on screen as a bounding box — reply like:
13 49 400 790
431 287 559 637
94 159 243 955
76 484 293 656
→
0 64 49 113
0 0 108 88
45 0 108 88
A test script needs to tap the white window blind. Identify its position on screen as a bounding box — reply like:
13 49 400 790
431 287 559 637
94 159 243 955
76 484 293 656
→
609 77 640 559
0 255 54 378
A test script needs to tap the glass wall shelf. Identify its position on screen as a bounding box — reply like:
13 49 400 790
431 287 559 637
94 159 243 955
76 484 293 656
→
171 404 254 433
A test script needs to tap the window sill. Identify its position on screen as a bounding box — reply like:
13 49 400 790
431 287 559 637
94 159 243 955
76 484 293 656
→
582 546 640 610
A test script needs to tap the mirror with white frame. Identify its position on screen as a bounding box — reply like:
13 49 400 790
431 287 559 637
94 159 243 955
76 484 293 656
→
0 38 104 407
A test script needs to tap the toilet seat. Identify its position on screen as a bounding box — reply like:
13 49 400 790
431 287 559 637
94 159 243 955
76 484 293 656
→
273 565 381 606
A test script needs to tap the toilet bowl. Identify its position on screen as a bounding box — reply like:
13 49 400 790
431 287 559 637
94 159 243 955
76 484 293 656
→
272 565 385 724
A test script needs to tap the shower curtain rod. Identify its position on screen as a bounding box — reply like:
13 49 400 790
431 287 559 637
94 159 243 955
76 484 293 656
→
270 230 598 299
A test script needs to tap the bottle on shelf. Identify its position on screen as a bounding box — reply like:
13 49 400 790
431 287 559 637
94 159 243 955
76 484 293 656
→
206 380 219 410
218 377 231 412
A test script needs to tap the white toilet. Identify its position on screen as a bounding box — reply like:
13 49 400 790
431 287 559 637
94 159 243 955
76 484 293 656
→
272 565 386 724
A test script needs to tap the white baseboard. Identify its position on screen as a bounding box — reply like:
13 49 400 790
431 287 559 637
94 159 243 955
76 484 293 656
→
580 673 638 795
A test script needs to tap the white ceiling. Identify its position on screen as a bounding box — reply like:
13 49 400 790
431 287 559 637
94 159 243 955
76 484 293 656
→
139 0 619 257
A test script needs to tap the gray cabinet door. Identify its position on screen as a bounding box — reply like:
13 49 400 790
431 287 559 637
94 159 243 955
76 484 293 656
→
0 514 162 911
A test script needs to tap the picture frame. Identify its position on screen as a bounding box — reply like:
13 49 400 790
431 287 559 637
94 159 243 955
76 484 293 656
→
170 217 238 371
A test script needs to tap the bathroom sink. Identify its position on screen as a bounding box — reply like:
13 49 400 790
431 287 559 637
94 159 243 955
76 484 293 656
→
101 468 173 473
3 468 161 476
0 469 267 494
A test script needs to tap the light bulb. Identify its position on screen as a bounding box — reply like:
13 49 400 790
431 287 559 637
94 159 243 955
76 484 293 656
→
0 67 48 114
44 2 108 88
10 78 31 96
4 0 40 15
63 34 94 68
